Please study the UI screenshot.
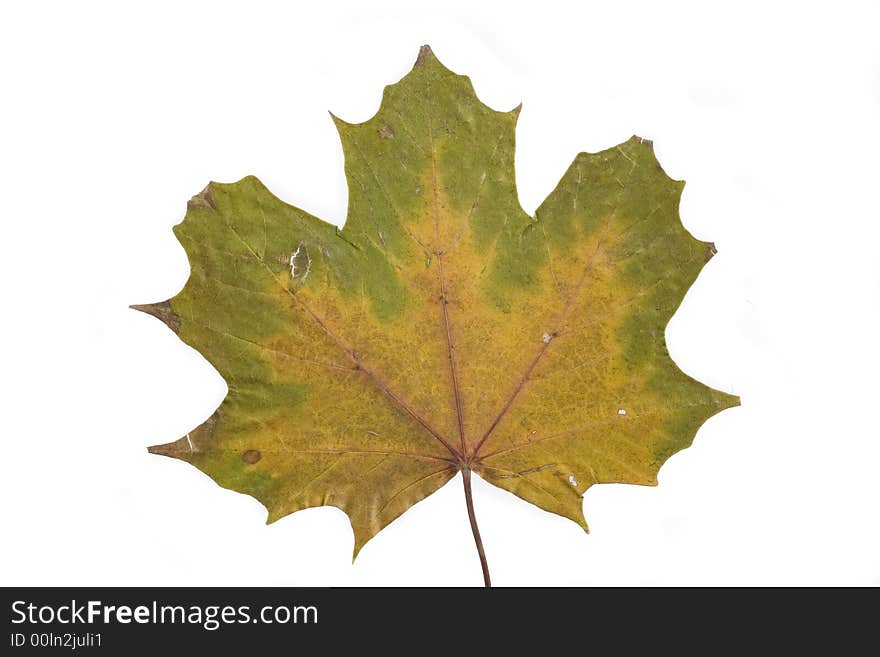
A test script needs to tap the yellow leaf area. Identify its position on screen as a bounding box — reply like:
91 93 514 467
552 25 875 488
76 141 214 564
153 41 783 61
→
139 46 738 561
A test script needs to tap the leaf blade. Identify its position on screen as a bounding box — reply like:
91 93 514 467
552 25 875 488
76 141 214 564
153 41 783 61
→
139 47 739 572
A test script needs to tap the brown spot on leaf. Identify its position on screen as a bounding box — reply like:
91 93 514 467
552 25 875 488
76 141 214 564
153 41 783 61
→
378 124 395 139
242 449 262 464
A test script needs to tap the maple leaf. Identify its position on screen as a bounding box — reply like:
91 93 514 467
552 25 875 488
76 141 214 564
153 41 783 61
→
135 45 739 585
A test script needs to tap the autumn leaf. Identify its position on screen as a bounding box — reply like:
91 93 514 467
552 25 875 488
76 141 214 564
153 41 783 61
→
134 45 739 586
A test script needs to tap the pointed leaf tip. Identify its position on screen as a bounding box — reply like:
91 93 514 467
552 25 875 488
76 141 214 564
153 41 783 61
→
187 184 216 211
705 241 718 262
414 44 436 67
130 300 180 333
630 134 654 151
147 441 181 458
328 110 353 130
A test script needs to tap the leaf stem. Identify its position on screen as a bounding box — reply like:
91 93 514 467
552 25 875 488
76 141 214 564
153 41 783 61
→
461 468 491 587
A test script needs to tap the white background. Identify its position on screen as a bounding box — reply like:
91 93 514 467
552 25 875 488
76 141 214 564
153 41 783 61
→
2 1 878 586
